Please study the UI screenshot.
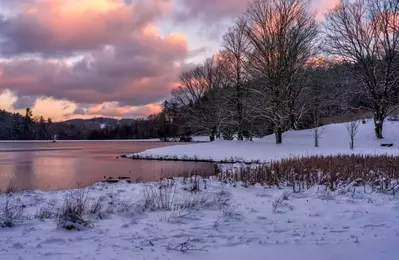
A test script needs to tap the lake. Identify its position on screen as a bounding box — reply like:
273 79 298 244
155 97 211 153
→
0 141 214 191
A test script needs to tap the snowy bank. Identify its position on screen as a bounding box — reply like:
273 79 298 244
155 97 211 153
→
125 120 399 163
0 178 398 260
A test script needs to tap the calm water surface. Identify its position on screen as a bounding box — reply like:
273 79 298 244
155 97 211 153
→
0 141 214 191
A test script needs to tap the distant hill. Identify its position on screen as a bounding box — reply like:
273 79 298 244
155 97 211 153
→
62 117 136 131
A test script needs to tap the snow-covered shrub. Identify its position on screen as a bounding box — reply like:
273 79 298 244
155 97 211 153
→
0 198 24 227
35 199 57 220
141 184 177 211
316 188 335 201
57 188 92 230
115 199 138 214
213 202 242 229
221 204 242 219
272 190 292 213
183 175 201 193
89 197 107 219
141 180 208 213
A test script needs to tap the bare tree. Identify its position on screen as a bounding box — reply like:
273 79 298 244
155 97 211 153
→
346 120 360 150
242 0 318 144
324 0 399 139
222 20 251 141
172 56 229 141
310 72 323 148
305 60 347 147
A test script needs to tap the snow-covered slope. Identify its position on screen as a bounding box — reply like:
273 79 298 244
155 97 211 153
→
1 179 398 260
126 120 399 162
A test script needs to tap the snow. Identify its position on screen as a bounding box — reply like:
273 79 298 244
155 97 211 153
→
1 178 398 260
129 136 210 142
126 120 399 162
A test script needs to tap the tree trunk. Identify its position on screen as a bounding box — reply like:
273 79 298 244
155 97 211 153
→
314 128 319 148
289 99 297 130
374 121 383 139
374 110 384 139
275 126 282 144
209 127 217 142
350 136 354 150
289 112 296 130
237 84 244 141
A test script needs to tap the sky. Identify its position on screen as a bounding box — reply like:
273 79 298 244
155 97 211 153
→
0 0 339 121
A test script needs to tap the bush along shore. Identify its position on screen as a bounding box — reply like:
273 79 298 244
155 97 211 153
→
122 153 261 164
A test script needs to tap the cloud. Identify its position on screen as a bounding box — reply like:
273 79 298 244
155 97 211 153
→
72 102 162 118
73 106 87 115
174 0 247 23
321 0 340 10
0 23 188 107
314 0 340 20
11 95 37 109
0 0 173 56
0 0 191 117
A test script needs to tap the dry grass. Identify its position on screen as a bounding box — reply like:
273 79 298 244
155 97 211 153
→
219 155 399 193
57 187 92 230
141 182 208 213
35 199 57 220
0 179 19 194
0 198 24 227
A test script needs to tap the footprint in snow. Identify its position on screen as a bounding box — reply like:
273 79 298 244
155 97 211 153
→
12 243 23 249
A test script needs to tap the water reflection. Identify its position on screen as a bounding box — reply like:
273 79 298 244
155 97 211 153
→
0 142 214 191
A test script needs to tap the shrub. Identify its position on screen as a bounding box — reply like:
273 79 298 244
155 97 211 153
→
141 179 208 213
1 179 19 194
0 199 24 227
57 188 91 230
35 199 57 220
89 197 106 219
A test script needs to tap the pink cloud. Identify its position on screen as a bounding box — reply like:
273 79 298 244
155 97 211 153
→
0 0 173 55
314 0 340 19
321 0 340 10
0 24 187 107
73 102 162 118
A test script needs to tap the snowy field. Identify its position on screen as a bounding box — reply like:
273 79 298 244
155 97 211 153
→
1 178 399 260
126 120 399 163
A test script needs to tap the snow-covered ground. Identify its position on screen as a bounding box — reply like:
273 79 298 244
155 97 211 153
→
126 120 399 162
1 178 398 260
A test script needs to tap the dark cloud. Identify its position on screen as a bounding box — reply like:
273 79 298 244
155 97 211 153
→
11 95 37 109
73 107 87 115
174 0 247 22
188 46 212 58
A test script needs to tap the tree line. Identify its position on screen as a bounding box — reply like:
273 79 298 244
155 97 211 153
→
164 0 399 143
0 108 180 140
0 108 55 140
